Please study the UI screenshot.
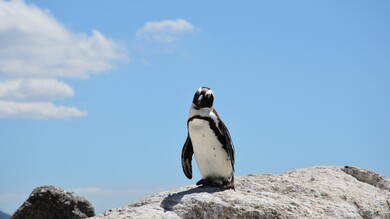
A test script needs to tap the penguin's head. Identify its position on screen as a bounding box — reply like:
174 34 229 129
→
193 86 214 108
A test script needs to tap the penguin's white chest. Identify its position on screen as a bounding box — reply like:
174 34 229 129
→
188 118 233 180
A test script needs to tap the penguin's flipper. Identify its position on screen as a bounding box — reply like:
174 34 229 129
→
181 135 193 179
214 109 235 171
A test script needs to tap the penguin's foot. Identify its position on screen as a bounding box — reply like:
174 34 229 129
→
196 179 211 186
196 178 235 190
221 179 235 191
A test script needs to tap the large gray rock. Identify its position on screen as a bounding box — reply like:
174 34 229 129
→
11 185 95 219
91 166 390 219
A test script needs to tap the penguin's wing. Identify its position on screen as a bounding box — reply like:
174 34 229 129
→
181 134 193 179
214 109 235 171
219 120 235 171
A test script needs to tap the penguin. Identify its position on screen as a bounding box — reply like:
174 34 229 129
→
181 86 235 190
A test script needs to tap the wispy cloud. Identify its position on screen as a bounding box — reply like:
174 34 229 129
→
0 101 87 119
0 0 128 119
0 79 73 102
137 18 197 43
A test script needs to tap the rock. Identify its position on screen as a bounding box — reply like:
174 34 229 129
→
90 166 390 219
11 185 95 219
342 166 390 191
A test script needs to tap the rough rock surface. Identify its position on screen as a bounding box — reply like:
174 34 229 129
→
11 185 95 219
342 166 390 192
90 166 390 219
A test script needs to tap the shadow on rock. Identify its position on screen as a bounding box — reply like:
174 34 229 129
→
160 186 221 211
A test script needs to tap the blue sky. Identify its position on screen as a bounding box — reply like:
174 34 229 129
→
1 0 389 215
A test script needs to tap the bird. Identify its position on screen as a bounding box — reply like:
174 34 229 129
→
181 86 235 190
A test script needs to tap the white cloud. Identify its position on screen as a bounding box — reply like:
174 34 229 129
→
0 0 128 119
0 101 87 119
0 79 73 101
0 0 128 79
137 18 196 43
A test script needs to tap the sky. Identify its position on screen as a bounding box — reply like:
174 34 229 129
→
0 0 389 215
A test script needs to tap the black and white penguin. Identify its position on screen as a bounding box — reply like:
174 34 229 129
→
181 86 235 190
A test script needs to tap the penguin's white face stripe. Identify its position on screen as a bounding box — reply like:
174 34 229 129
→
198 95 203 102
205 89 213 97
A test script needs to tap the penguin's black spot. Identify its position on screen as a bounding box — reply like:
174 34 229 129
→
214 155 217 157
202 134 205 137
213 147 215 150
